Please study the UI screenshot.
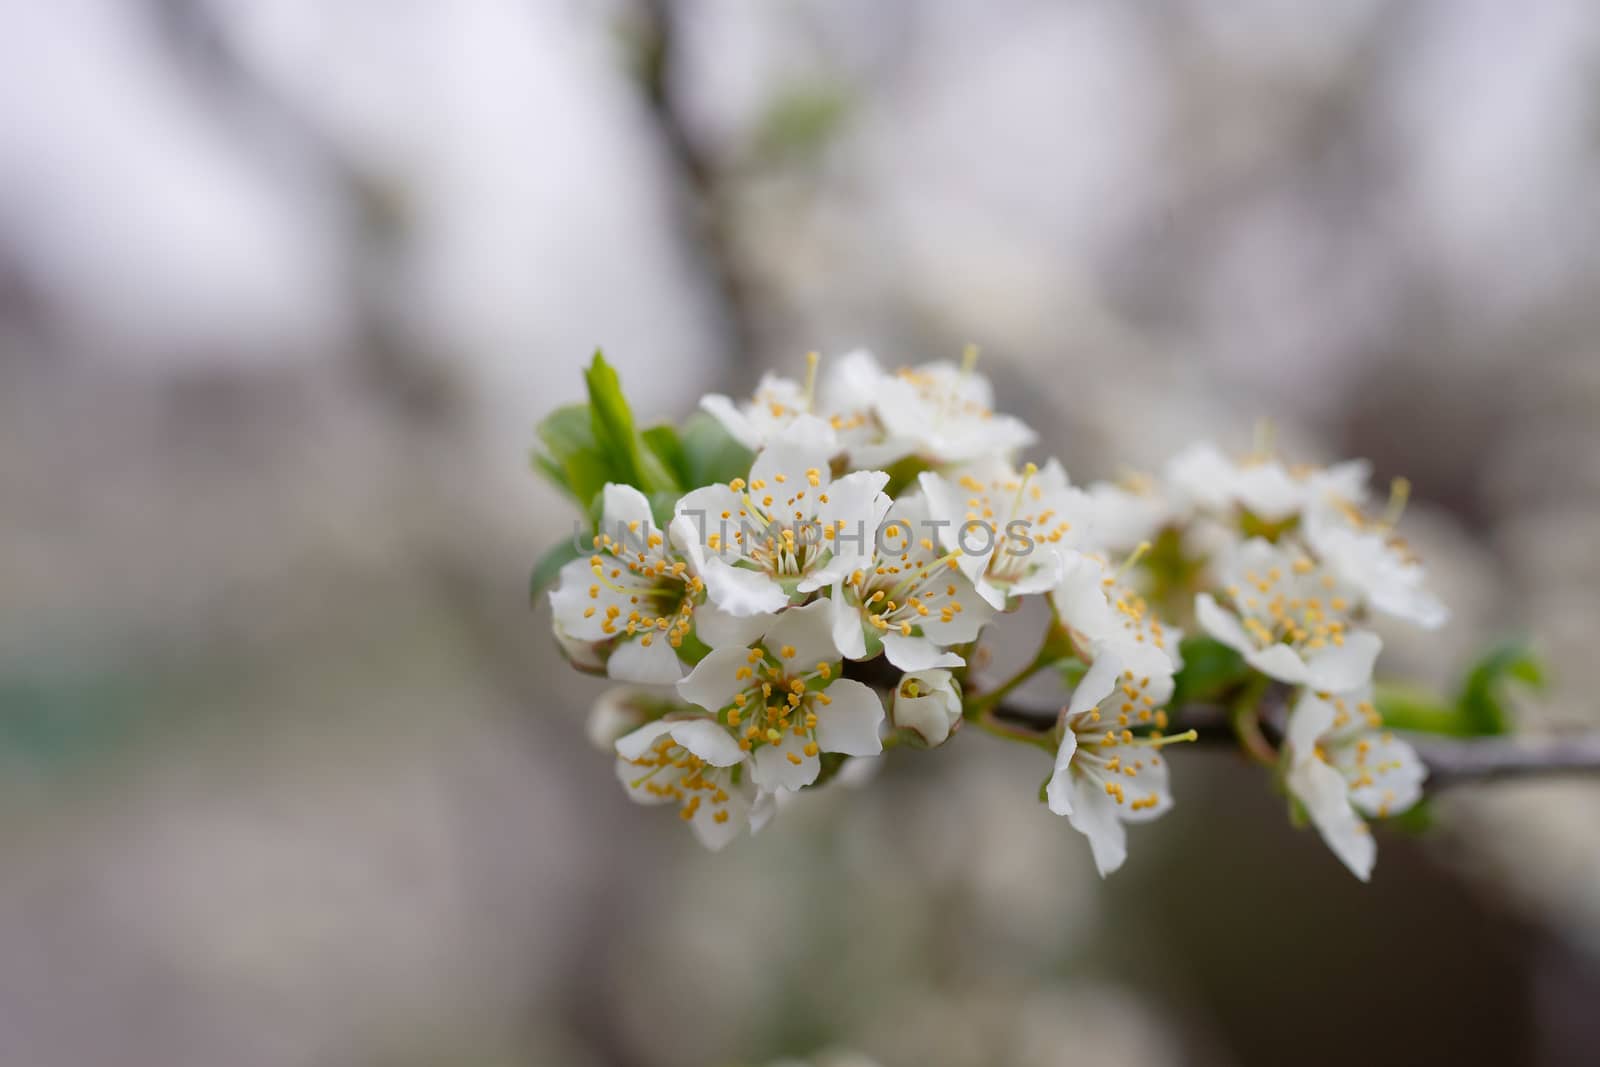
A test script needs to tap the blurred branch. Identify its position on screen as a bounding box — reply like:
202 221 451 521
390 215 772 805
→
990 698 1600 789
633 0 760 375
1407 734 1600 787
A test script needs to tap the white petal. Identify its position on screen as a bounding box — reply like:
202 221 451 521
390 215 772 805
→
752 730 821 791
815 470 891 546
671 486 747 564
768 413 838 450
1288 756 1375 881
820 348 886 409
1194 594 1253 655
1045 730 1079 815
1052 552 1116 641
548 557 617 642
1286 690 1338 761
916 471 966 552
828 584 869 660
881 633 964 670
1095 744 1174 824
1233 462 1303 521
1342 733 1428 818
1008 547 1068 597
1304 631 1382 693
668 718 746 767
601 483 659 540
1068 776 1129 877
695 601 770 649
606 635 686 685
1372 583 1450 630
1243 644 1313 685
1067 652 1123 716
748 788 778 833
676 647 751 712
814 679 885 756
751 440 833 502
699 394 761 450
688 782 751 850
614 718 678 763
758 599 840 668
700 557 790 617
613 754 675 806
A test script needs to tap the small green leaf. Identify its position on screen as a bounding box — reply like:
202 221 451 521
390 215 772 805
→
534 404 612 514
679 412 754 487
880 455 930 498
1374 682 1463 736
1387 798 1434 834
648 491 680 530
1171 635 1249 706
585 351 677 494
530 539 584 603
642 424 689 490
1456 642 1545 737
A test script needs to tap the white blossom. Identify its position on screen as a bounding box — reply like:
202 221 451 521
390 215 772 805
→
1285 687 1427 880
670 437 890 617
1051 550 1182 713
550 484 764 684
871 353 1037 465
676 601 885 792
1083 477 1173 554
920 458 1094 609
700 349 906 466
1196 538 1382 692
614 714 774 850
890 669 964 748
829 494 993 670
1045 660 1183 876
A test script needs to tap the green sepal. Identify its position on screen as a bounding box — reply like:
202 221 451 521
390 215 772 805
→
1170 635 1249 706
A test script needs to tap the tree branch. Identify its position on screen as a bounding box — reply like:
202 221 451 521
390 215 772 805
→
988 696 1600 789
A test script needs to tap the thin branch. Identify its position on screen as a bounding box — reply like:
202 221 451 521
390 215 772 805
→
989 696 1600 789
1407 734 1600 787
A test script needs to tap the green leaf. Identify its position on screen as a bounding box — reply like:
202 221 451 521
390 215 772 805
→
880 455 930 498
1374 682 1463 736
679 412 754 487
585 351 677 494
642 423 689 490
530 539 584 604
1456 642 1545 737
648 491 680 531
534 404 612 515
1170 635 1249 706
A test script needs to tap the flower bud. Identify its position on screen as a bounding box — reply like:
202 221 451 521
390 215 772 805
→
586 687 654 750
891 669 963 748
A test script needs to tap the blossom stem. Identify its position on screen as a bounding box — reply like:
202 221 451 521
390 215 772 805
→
970 707 1054 750
1228 676 1278 765
964 621 1075 721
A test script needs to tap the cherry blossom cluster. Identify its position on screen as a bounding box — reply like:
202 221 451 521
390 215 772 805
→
539 350 1448 880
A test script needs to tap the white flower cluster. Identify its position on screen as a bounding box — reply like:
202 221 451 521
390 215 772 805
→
542 351 1447 880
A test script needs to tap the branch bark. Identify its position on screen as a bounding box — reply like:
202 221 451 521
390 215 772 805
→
989 697 1600 789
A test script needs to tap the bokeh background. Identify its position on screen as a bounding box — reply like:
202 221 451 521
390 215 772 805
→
4 1 1600 1064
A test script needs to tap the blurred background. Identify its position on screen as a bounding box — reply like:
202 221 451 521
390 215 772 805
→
3 1 1600 1064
